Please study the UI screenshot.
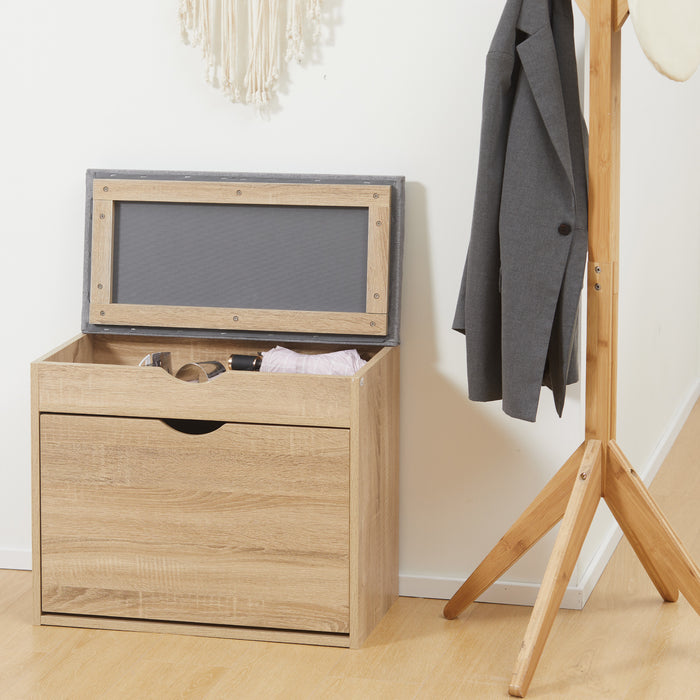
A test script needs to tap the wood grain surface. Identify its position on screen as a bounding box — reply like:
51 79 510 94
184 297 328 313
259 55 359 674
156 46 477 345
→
40 414 351 633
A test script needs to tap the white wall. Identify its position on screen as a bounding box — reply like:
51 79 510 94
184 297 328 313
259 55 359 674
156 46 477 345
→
1 1 699 608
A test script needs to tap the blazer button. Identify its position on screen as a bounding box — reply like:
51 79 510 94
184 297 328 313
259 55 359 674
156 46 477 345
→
558 222 572 236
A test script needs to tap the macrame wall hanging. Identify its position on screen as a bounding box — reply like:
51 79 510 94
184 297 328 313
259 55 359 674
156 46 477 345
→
179 0 323 106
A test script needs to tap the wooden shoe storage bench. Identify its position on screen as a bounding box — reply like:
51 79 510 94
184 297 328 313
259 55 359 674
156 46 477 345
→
31 170 404 649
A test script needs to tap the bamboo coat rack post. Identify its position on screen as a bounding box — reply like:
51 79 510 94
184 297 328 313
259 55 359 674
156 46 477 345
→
443 0 700 696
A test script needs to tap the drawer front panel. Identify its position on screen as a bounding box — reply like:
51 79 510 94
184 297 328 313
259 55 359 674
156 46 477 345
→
40 414 350 633
35 362 352 427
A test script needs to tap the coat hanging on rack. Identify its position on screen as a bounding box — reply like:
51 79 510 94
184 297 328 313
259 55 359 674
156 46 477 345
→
453 0 588 422
446 1 700 695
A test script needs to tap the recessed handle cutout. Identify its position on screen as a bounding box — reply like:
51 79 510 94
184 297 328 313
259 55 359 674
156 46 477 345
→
160 418 225 435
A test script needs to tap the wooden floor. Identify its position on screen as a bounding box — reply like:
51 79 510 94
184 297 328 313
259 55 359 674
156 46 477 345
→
2 403 699 699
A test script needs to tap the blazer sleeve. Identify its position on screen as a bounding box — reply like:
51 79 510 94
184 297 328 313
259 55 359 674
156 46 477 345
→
453 49 518 402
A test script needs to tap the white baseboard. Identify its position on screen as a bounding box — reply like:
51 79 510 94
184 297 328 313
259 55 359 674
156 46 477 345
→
0 548 31 571
401 378 700 610
399 574 587 609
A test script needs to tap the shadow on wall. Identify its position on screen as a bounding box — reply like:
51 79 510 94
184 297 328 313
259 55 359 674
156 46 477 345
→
399 181 580 579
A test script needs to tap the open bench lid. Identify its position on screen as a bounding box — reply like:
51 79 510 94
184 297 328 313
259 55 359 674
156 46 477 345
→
83 169 405 346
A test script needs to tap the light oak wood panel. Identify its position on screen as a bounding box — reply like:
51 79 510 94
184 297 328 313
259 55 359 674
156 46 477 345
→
89 199 114 305
34 361 353 427
349 346 400 648
365 204 391 315
40 414 350 633
39 614 350 648
33 334 94 364
93 179 391 208
83 333 380 369
89 303 387 336
30 364 41 624
34 333 380 371
41 586 347 634
33 337 399 644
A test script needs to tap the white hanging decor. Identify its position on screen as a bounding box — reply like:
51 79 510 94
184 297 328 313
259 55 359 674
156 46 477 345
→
179 0 323 106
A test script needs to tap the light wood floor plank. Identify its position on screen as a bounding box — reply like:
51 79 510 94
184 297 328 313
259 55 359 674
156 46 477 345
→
1 400 699 698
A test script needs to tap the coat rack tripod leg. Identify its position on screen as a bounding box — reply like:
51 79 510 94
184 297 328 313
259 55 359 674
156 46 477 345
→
444 1 700 696
443 442 586 620
509 440 602 697
606 441 700 612
605 441 680 602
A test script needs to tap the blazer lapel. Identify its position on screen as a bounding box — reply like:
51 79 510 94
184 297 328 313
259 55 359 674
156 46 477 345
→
516 11 574 189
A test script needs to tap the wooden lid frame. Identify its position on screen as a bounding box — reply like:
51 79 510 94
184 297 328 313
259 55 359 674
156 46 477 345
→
83 170 405 345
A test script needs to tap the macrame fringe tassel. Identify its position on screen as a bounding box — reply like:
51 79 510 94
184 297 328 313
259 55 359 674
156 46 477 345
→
286 0 321 62
246 0 282 105
179 0 323 106
221 0 241 101
179 0 215 83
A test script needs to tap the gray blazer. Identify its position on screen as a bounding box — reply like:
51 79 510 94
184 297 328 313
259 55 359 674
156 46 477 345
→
453 0 588 422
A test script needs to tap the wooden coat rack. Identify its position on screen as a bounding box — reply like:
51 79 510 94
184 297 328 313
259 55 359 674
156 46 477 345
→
443 1 700 696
